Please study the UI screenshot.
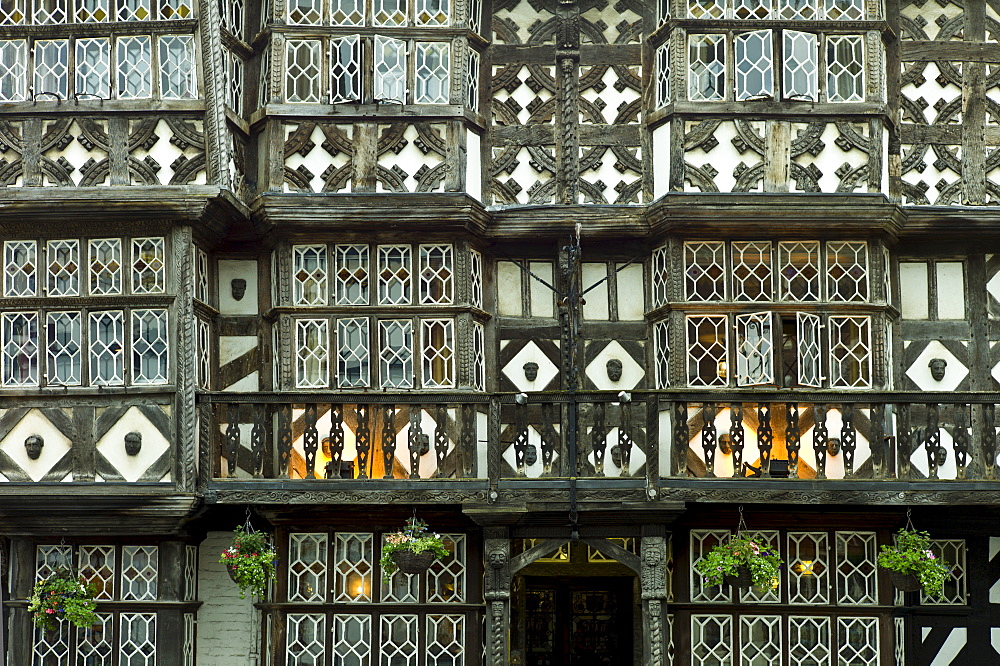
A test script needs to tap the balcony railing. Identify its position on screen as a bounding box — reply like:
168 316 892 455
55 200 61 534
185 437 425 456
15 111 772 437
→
197 391 1000 485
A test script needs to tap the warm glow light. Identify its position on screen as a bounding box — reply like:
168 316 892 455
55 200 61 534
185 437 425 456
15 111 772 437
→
792 560 815 576
354 583 365 597
717 360 728 378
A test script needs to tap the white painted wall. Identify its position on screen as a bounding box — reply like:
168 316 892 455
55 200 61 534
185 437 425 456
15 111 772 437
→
899 262 929 319
196 532 260 666
219 260 258 315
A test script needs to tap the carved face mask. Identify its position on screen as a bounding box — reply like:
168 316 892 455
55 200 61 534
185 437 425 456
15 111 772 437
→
928 358 947 382
25 435 43 460
231 278 247 301
606 359 623 383
124 432 142 456
523 362 539 382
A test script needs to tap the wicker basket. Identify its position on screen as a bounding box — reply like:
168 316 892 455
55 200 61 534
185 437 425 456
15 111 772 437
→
392 550 436 575
226 564 239 583
890 571 922 593
724 565 754 589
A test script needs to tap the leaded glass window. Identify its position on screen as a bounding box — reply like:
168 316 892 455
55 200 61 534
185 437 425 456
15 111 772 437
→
46 239 79 296
2 311 38 386
421 318 454 388
378 245 411 305
686 314 728 387
296 319 329 389
796 312 822 387
426 615 464 665
331 0 364 25
836 617 878 665
120 613 156 666
288 533 328 602
379 319 413 388
416 0 448 25
789 617 830 664
473 321 485 390
787 532 829 604
33 0 67 23
46 311 81 385
286 39 322 103
335 244 369 305
691 614 732 665
77 614 113 663
160 0 193 19
923 540 965 605
224 48 244 111
293 244 328 306
373 0 405 25
381 615 419 665
76 38 111 98
79 545 115 600
415 42 450 104
419 244 453 304
825 0 863 19
469 249 483 308
0 0 26 24
735 312 772 386
195 247 209 303
783 30 818 101
777 241 820 301
734 0 770 18
334 615 371 666
287 0 322 24
466 49 480 111
656 42 670 107
779 0 817 19
131 237 164 294
117 35 152 99
331 35 363 103
827 35 864 102
288 614 326 666
334 533 373 602
732 241 771 301
828 315 871 388
33 39 69 100
89 238 122 295
118 0 150 21
735 30 772 100
76 0 109 21
690 530 731 603
740 615 781 665
121 546 158 601
4 240 36 297
132 309 168 385
835 531 877 605
654 320 670 388
689 34 725 101
337 318 369 388
826 241 868 301
89 310 124 386
684 241 726 301
374 35 406 102
197 317 210 389
159 34 196 99
426 535 465 603
688 0 724 19
0 40 27 101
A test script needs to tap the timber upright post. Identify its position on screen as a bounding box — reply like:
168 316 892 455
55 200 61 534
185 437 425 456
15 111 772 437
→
641 525 670 666
484 526 512 666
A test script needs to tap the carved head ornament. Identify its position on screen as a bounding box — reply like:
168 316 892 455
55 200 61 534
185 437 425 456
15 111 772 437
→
523 362 539 382
928 358 947 382
124 431 142 456
231 278 247 301
24 435 43 460
606 358 623 383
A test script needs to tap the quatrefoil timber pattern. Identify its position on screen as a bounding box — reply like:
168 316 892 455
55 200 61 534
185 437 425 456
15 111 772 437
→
0 115 205 187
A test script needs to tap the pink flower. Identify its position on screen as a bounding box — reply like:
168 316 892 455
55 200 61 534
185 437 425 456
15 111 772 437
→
45 609 55 614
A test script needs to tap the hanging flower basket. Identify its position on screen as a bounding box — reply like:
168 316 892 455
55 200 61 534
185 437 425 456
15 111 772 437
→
379 518 450 582
27 569 99 632
877 528 951 598
220 525 278 599
723 565 754 589
694 533 783 590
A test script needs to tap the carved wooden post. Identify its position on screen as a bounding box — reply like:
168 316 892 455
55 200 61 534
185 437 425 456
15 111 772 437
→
640 526 669 666
701 402 717 478
484 527 511 666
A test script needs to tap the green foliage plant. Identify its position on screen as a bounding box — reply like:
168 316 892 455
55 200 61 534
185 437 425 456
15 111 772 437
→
379 518 450 582
877 528 951 598
220 526 278 599
693 533 783 589
28 569 99 632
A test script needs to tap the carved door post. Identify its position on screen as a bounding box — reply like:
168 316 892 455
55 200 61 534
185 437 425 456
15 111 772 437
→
640 526 669 666
484 527 512 666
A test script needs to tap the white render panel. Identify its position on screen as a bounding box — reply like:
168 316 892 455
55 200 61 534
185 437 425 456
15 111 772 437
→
529 262 554 317
94 405 170 482
0 408 72 482
496 261 522 316
936 262 965 319
467 129 482 201
219 336 257 366
225 371 259 392
899 262 929 319
581 263 609 320
617 263 645 320
218 260 258 315
652 121 670 198
196 532 259 665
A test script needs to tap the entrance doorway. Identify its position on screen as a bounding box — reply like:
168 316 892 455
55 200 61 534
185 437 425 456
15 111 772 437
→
523 577 634 666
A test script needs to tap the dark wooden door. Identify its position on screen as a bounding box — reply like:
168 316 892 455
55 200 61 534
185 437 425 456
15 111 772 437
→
525 577 633 666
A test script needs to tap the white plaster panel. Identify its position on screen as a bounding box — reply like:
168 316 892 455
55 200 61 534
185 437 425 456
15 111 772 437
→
376 124 445 193
497 261 523 316
658 408 672 476
580 142 642 204
582 263 609 320
652 122 670 199
617 263 645 320
905 340 967 392
901 2 963 41
901 62 962 123
393 409 454 478
580 65 639 124
798 408 871 480
218 260 258 315
585 340 644 391
927 627 966 666
584 427 646 477
491 66 555 124
95 406 170 483
502 341 558 392
493 145 555 204
129 119 206 185
476 411 488 478
936 262 966 319
793 122 869 193
580 5 641 44
502 425 558 478
685 120 743 193
493 2 554 44
42 120 109 186
219 336 258 366
0 409 72 482
466 129 482 201
284 124 352 193
196 532 259 664
529 262 554 317
900 262 930 319
910 427 958 480
224 371 259 392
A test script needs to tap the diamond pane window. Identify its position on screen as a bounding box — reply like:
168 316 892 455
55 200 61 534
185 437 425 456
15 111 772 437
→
34 39 69 101
739 531 780 603
688 0 724 19
779 0 816 18
183 614 194 666
923 540 965 605
118 0 150 20
258 45 270 108
374 36 407 102
381 615 419 666
287 0 321 23
473 321 485 390
378 245 411 305
374 0 405 25
337 318 369 388
334 615 371 666
684 241 726 301
836 531 877 605
0 40 27 101
289 533 328 602
288 614 326 666
778 241 820 301
469 0 482 32
335 244 369 305
379 320 413 388
691 615 732 665
686 315 728 387
89 311 124 385
293 244 328 306
825 0 862 19
470 249 483 308
422 319 455 388
36 544 72 579
416 0 448 24
796 312 822 388
77 614 113 663
789 616 830 665
34 623 70 664
334 533 373 602
427 535 466 603
46 312 81 386
331 0 364 25
117 35 152 99
382 536 420 602
222 0 245 38
89 238 122 295
735 312 772 386
77 38 111 98
286 39 322 103
159 0 192 18
224 49 244 111
689 34 725 101
419 244 453 304
296 319 329 389
0 0 26 24
76 0 109 22
466 49 480 110
734 0 770 20
120 613 156 666
195 247 209 303
656 43 669 107
427 615 464 666
131 237 164 294
732 241 771 301
79 545 115 600
159 35 197 99
735 31 772 100
836 617 878 665
654 320 670 388
33 0 67 23
787 532 829 604
690 530 731 603
2 312 38 386
132 309 168 385
46 239 79 296
331 36 363 103
826 35 864 102
4 240 36 297
197 317 210 389
651 245 670 307
828 316 871 388
739 615 781 666
121 545 158 600
783 30 818 101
